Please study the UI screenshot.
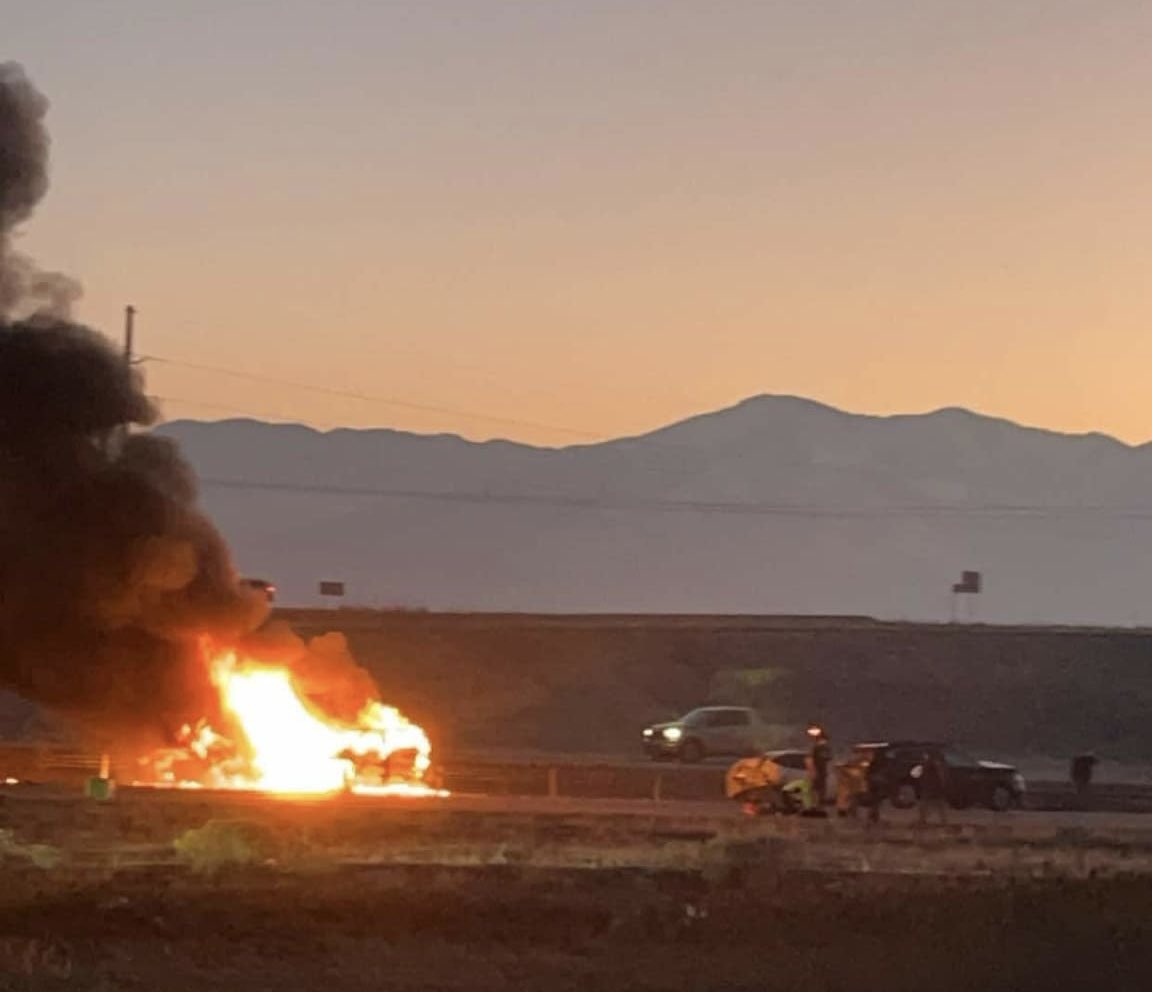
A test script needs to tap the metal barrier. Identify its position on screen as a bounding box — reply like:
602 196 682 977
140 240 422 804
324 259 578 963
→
5 744 1151 812
441 759 1152 811
440 758 725 802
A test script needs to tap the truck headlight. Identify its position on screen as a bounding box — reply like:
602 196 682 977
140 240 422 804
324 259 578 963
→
642 728 653 737
663 727 683 742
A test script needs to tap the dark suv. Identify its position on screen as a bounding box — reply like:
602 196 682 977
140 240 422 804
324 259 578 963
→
850 740 1025 811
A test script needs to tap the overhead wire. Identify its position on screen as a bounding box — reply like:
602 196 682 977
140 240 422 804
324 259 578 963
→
145 350 722 489
145 356 1152 522
193 476 1152 520
143 354 604 441
150 394 346 430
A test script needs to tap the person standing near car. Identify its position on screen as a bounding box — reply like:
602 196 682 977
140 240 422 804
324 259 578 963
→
1070 752 1098 808
806 723 831 806
865 748 889 823
916 750 949 826
835 758 867 818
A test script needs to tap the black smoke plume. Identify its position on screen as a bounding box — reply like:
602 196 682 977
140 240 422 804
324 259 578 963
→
0 63 267 749
0 63 79 319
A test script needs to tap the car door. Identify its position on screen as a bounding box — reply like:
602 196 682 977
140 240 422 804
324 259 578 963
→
940 746 979 802
890 746 926 806
771 750 809 784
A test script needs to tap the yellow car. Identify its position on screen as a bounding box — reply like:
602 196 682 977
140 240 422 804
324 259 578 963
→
725 749 810 805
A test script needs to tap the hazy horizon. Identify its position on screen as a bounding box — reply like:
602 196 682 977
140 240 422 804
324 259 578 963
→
157 390 1149 451
11 1 1152 444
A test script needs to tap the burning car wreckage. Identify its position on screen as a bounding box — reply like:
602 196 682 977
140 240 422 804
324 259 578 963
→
138 645 439 795
0 62 442 798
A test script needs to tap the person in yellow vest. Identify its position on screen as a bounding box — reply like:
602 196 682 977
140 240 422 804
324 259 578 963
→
782 775 814 811
835 759 868 817
725 752 784 815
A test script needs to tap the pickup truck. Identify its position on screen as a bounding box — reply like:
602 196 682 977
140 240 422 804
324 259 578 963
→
642 706 773 763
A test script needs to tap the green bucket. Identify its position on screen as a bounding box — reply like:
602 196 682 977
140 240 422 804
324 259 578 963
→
85 777 115 801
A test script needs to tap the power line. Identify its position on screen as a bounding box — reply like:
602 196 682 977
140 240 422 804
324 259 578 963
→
146 360 771 502
143 354 602 441
147 354 730 496
145 346 778 470
150 394 346 430
195 476 1152 520
148 358 1152 522
145 351 731 492
151 378 1152 519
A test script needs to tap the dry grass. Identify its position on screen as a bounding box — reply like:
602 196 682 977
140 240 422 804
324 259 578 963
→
0 865 1148 990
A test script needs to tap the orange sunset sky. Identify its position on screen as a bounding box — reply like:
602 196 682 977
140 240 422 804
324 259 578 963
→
10 1 1152 445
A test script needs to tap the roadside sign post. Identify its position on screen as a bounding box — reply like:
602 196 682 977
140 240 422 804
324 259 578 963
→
950 570 982 622
319 581 346 599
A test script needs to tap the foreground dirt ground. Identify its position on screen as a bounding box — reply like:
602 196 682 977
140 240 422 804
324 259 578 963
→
1 788 1151 989
0 866 1149 991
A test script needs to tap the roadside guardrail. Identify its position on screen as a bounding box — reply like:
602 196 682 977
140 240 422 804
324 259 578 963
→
4 744 1151 812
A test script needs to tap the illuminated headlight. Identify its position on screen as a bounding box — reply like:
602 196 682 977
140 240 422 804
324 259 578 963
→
663 727 683 742
642 728 653 737
1012 772 1026 792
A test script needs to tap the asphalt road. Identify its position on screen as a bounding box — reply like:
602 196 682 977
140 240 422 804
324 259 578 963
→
104 786 1152 837
449 793 1152 834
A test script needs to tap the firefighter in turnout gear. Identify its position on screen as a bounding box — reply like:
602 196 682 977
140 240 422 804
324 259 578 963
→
807 723 831 806
835 758 868 817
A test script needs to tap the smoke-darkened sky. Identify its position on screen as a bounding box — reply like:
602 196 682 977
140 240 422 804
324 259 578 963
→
10 1 1152 443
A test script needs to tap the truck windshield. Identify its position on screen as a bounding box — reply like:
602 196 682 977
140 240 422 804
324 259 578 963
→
681 709 749 727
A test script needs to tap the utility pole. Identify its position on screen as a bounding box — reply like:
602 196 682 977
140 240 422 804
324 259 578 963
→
115 305 137 452
123 304 136 367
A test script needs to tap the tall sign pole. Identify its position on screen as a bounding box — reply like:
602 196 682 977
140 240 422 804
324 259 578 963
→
950 570 982 622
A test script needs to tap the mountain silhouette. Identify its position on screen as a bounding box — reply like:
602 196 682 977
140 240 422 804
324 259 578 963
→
158 396 1152 625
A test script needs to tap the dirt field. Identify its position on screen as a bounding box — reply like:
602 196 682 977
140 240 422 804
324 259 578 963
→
2 786 1152 988
0 866 1149 991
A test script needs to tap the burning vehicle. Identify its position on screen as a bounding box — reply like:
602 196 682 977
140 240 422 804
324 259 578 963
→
134 643 439 795
0 62 441 798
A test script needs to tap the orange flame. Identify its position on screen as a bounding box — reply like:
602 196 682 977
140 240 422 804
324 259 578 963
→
138 648 444 797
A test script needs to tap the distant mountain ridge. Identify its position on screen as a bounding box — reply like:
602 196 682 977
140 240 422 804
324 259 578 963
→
157 396 1152 625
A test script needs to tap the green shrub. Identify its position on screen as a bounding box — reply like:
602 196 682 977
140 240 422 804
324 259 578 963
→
0 829 61 870
173 820 278 873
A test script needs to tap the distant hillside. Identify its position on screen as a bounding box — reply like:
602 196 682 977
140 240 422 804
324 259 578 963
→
279 609 1152 766
158 396 1152 625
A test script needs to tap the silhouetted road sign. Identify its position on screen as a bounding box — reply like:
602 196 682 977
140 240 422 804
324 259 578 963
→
952 570 981 594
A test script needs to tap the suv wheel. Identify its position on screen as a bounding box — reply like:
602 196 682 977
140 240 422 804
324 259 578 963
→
679 738 705 764
892 782 918 809
989 785 1013 812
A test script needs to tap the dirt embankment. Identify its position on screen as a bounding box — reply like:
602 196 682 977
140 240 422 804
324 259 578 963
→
279 610 1152 762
